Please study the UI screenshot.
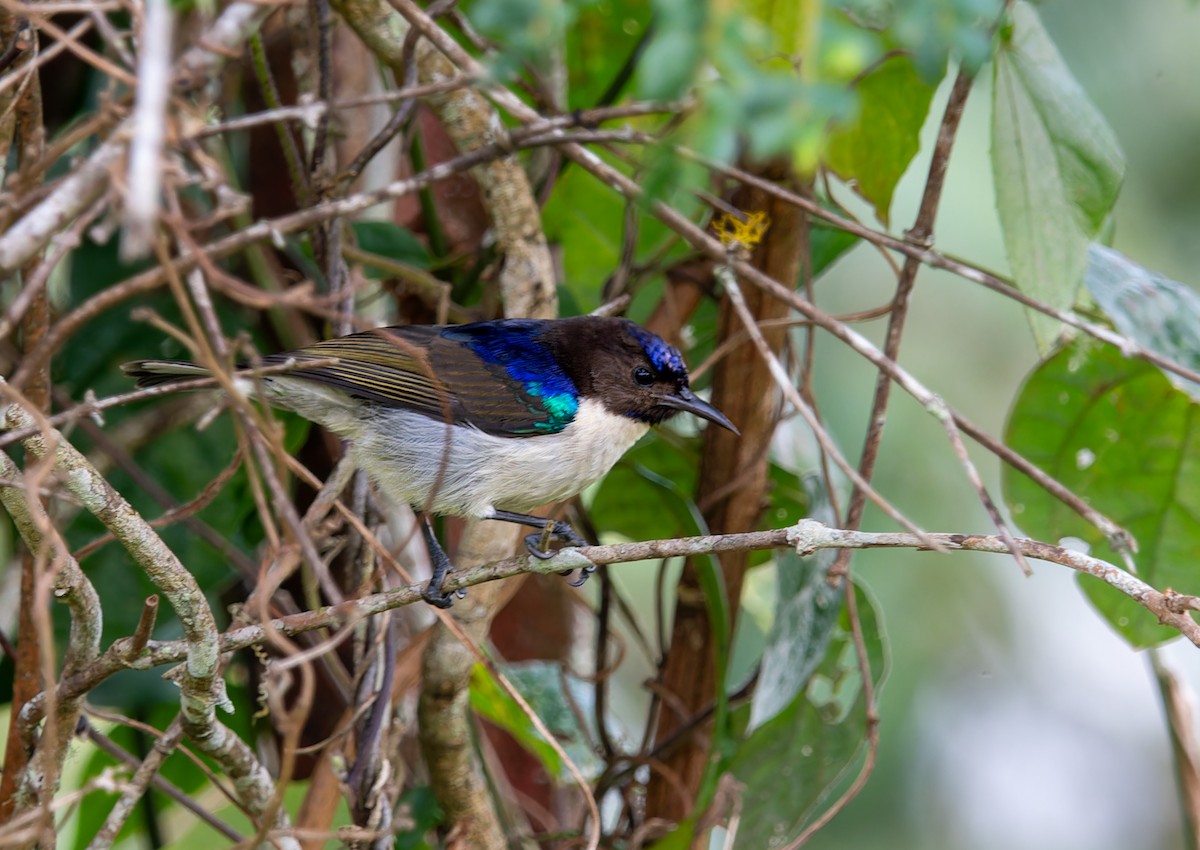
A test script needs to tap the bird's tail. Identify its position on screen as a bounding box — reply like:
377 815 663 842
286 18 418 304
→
121 360 213 389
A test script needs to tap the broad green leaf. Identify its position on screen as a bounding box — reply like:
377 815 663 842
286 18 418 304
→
731 582 886 849
467 0 575 73
1003 342 1200 646
853 0 1001 78
350 220 431 273
749 476 838 728
1085 244 1200 401
825 55 938 226
748 548 842 727
470 663 561 776
646 823 697 850
566 0 653 108
810 217 860 278
394 786 443 850
745 0 816 60
636 0 706 101
590 434 701 543
991 1 1125 351
542 164 675 311
470 661 603 779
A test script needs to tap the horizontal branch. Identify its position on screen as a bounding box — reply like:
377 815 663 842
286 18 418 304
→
21 519 1200 732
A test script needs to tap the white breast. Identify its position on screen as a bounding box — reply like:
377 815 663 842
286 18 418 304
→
341 397 649 517
248 375 649 517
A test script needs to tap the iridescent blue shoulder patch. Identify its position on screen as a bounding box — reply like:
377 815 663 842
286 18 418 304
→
443 320 580 432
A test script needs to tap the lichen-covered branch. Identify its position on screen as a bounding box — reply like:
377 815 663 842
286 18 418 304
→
0 449 100 816
0 386 298 848
19 517 1200 740
417 523 518 850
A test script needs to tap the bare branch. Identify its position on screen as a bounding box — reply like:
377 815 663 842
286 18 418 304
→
0 449 100 815
0 384 298 847
84 717 187 850
20 516 1200 732
119 0 173 261
0 1 271 274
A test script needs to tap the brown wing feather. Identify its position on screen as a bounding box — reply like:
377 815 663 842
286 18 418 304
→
265 326 558 435
261 326 453 419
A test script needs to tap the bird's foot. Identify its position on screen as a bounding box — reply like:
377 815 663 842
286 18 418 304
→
523 522 593 587
523 520 587 558
421 579 457 609
419 516 467 608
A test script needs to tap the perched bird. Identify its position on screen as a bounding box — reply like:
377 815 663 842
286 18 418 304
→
125 316 738 606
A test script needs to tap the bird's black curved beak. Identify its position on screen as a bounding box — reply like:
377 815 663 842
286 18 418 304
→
657 387 740 435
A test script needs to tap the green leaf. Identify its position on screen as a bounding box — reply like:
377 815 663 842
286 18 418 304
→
566 0 653 108
1085 244 1200 401
542 164 677 311
394 786 443 850
637 0 706 101
749 476 840 728
590 434 701 543
991 1 1125 351
745 0 816 60
1003 342 1200 646
825 54 938 226
467 0 574 71
646 822 698 850
731 582 886 849
350 220 431 271
469 661 603 779
810 217 860 279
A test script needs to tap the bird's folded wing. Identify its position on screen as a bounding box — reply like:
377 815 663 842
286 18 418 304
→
265 326 573 436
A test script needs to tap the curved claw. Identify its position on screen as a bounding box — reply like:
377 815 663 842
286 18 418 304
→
520 521 594 586
564 565 595 587
524 533 558 560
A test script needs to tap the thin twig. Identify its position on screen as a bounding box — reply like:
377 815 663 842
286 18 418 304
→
717 264 940 550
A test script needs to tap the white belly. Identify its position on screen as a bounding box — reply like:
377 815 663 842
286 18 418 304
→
336 397 647 517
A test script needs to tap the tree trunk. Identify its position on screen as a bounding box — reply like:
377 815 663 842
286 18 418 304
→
645 164 804 832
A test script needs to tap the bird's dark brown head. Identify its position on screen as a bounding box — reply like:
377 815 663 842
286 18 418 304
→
545 316 738 433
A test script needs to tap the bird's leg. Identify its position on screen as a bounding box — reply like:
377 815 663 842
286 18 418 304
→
419 514 463 608
487 509 594 587
488 509 587 554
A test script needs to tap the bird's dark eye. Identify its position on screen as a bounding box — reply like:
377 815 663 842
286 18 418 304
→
632 366 654 386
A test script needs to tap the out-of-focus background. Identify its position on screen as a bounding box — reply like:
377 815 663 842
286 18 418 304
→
805 2 1200 848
